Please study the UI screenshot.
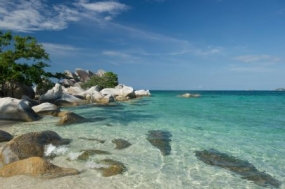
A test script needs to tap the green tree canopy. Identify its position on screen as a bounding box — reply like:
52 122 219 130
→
0 31 65 97
81 72 119 89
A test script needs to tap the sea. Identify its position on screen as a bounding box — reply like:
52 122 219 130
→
0 90 284 189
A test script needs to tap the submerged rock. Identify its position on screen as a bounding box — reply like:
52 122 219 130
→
195 149 281 188
112 139 132 150
57 112 86 125
0 130 13 142
0 130 71 165
0 157 79 179
146 130 172 156
78 150 111 161
96 159 127 177
78 137 105 143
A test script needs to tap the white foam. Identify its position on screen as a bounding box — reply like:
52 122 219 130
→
67 152 83 160
85 161 109 169
44 144 69 156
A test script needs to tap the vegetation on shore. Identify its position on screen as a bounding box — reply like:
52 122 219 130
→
0 31 118 98
81 72 118 90
0 31 66 97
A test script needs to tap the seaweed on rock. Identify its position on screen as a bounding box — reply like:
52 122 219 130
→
146 130 172 156
195 149 281 188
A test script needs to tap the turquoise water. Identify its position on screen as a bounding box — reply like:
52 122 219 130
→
2 91 285 189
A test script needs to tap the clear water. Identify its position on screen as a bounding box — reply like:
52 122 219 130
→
1 91 285 189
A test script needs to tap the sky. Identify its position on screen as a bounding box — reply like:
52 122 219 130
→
0 0 285 90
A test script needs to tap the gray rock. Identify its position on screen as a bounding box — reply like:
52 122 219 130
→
0 97 40 122
0 130 13 142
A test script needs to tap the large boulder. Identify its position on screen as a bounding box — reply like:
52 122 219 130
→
135 90 151 97
64 70 79 81
0 130 71 165
0 157 79 179
99 94 115 104
61 79 75 87
101 85 135 98
57 112 86 125
39 83 63 103
0 97 40 122
22 95 40 106
32 102 59 115
64 86 85 95
79 86 101 97
75 68 90 82
55 93 85 105
0 130 13 142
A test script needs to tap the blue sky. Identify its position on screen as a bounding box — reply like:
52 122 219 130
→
0 0 285 90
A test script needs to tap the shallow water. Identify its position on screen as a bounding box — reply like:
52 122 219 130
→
1 91 285 189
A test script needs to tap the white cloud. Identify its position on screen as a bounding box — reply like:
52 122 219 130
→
77 0 129 13
0 0 129 32
42 43 81 56
228 65 275 73
102 50 140 60
234 55 281 63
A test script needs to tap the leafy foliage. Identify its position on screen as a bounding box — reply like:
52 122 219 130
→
81 72 118 89
0 31 66 97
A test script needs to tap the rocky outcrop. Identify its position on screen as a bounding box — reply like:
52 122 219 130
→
57 112 86 125
146 130 172 156
64 86 85 96
22 95 39 106
112 139 132 150
0 157 79 179
39 84 86 105
0 130 13 142
32 102 59 115
75 68 90 82
178 93 200 98
195 149 281 188
39 83 62 103
101 85 135 99
0 130 71 165
135 90 151 97
0 97 40 122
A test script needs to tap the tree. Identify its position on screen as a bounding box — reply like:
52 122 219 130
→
81 72 118 89
0 31 64 97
